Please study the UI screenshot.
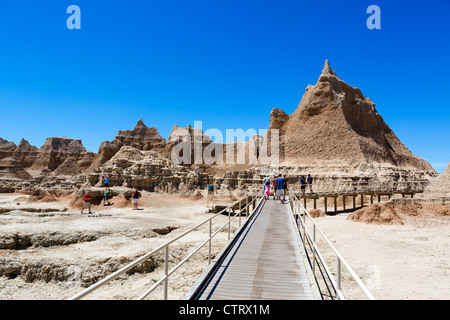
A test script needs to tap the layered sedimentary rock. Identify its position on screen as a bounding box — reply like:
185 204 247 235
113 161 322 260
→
89 146 212 195
0 137 94 179
89 119 167 171
0 60 441 195
423 162 450 199
265 60 434 170
256 60 436 190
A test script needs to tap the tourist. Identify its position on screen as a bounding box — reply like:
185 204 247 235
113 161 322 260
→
101 170 105 182
263 176 271 200
104 176 110 189
81 191 92 214
103 189 111 206
273 177 278 200
194 167 200 181
275 174 286 203
307 174 313 193
283 178 288 202
132 189 141 210
299 176 306 196
206 184 216 209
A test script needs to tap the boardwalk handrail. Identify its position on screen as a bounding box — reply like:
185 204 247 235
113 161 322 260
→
68 194 261 300
288 189 375 300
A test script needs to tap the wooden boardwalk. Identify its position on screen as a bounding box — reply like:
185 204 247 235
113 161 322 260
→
193 198 319 300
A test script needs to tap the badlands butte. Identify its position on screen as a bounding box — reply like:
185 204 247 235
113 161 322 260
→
0 61 445 197
0 60 449 300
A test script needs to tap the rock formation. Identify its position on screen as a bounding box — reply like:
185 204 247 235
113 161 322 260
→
0 60 442 196
89 119 167 171
423 161 450 199
264 60 434 170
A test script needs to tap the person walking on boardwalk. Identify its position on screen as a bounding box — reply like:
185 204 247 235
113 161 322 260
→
307 174 313 194
81 191 92 214
263 176 271 200
283 177 288 202
299 176 306 196
132 189 141 210
273 177 278 200
275 174 286 203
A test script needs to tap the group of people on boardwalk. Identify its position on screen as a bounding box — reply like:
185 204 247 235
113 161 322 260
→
262 173 314 203
263 174 288 203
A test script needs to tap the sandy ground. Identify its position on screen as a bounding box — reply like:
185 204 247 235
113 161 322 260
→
309 210 449 300
0 191 448 300
0 192 235 300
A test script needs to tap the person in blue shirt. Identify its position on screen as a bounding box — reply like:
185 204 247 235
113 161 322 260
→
299 176 306 196
275 174 286 203
307 174 313 194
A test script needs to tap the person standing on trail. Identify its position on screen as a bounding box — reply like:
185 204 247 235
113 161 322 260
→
299 176 307 196
104 176 110 189
263 176 271 200
132 189 141 210
194 167 200 181
103 189 111 206
275 174 286 203
307 174 313 193
273 177 278 200
81 191 92 214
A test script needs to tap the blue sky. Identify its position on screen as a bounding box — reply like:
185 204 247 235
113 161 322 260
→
0 0 449 172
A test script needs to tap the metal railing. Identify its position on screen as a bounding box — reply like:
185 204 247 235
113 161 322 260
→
288 189 375 300
291 180 428 194
68 194 262 300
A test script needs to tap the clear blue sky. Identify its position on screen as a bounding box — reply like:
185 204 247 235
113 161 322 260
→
0 0 449 172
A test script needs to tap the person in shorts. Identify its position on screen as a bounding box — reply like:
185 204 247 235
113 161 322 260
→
275 174 286 203
81 191 92 214
132 189 141 210
263 176 271 200
273 177 277 200
299 176 307 196
307 174 313 193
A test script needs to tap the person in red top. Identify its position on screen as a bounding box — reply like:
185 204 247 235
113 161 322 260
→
81 191 92 214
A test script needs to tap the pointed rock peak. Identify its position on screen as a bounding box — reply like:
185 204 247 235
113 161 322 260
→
135 119 146 127
321 59 336 77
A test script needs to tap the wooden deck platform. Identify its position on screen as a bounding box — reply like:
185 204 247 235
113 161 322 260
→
194 199 319 300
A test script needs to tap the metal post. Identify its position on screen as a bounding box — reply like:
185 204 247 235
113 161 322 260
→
208 219 212 264
228 207 231 240
246 197 249 217
312 225 316 273
238 200 242 226
164 246 169 300
336 257 341 299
